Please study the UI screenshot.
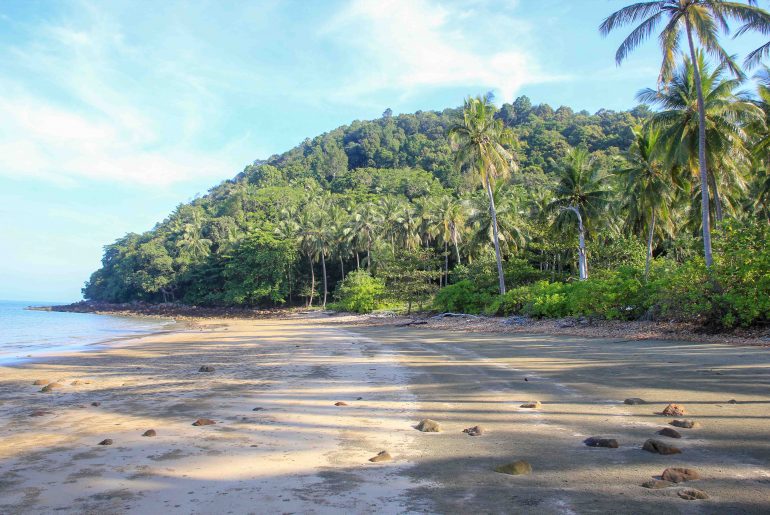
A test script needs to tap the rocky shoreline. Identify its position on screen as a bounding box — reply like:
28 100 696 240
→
35 301 770 347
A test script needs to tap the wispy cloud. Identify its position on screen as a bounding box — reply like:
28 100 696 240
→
322 0 561 103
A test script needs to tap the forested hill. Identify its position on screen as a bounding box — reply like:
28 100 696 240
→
83 95 649 306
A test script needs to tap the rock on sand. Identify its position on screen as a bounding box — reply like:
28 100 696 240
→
29 410 52 417
416 419 440 432
40 383 64 393
662 467 699 483
98 439 113 446
198 365 215 373
642 479 673 489
32 379 51 386
494 460 532 475
520 401 541 409
678 488 709 500
671 419 698 429
657 427 682 438
661 404 686 416
192 418 216 426
368 451 392 462
142 429 157 437
463 425 485 436
334 401 349 407
624 398 646 405
584 437 619 448
642 439 681 455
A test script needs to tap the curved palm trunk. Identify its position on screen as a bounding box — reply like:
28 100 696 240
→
308 256 315 307
321 251 328 308
486 181 506 294
645 208 656 282
685 17 714 267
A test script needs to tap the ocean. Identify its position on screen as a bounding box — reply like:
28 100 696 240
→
0 300 174 364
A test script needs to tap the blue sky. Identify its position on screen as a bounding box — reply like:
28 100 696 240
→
0 0 766 302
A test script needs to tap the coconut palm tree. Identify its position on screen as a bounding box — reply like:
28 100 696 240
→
600 0 770 267
548 148 613 280
637 53 763 227
435 196 466 286
620 125 676 279
449 95 517 294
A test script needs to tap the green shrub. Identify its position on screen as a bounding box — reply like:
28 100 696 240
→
433 280 495 314
521 280 570 318
332 270 385 314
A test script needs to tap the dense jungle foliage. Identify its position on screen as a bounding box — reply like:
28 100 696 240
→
84 60 770 328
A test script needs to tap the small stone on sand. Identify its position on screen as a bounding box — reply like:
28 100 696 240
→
641 479 673 489
192 418 216 426
624 398 646 405
252 407 264 411
142 429 157 437
584 437 619 448
662 467 699 483
415 419 440 432
494 460 532 475
661 403 686 416
463 425 485 436
32 379 51 386
91 402 101 407
40 382 64 393
369 451 392 462
98 439 113 446
198 366 215 373
642 439 681 455
678 488 708 500
334 401 348 407
30 410 51 417
727 399 738 404
657 427 682 439
671 419 698 429
520 401 541 409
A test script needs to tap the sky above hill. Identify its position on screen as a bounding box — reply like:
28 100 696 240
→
0 0 766 301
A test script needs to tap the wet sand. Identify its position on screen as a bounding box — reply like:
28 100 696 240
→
1 317 769 514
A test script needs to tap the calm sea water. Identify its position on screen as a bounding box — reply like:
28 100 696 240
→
0 300 173 364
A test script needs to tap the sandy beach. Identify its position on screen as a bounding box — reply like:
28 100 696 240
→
1 315 769 514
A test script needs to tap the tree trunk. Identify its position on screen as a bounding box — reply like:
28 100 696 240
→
709 173 724 223
308 257 315 307
339 255 345 281
452 228 461 264
355 252 360 270
645 209 656 282
685 17 714 267
567 206 588 280
444 240 449 287
367 235 372 270
321 251 328 308
485 181 506 295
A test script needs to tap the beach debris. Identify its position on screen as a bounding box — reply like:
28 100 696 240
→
463 425 485 436
356 397 363 400
32 379 51 386
678 488 708 500
660 404 686 416
657 427 682 439
494 460 532 475
91 402 101 407
662 467 699 483
29 410 52 417
334 401 349 407
642 439 681 455
670 419 698 429
727 399 738 404
642 479 673 489
520 401 541 409
415 419 440 432
624 397 646 405
252 407 264 411
142 429 157 437
98 439 113 446
192 418 216 426
524 377 528 382
584 437 619 448
368 451 392 462
198 366 215 373
40 382 64 393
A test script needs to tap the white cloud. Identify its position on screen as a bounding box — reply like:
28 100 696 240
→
323 0 560 102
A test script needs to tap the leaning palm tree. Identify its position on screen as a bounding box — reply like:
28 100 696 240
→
638 53 762 227
449 96 517 294
600 0 770 267
548 148 613 280
620 125 676 280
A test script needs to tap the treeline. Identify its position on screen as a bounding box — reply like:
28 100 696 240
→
84 59 770 327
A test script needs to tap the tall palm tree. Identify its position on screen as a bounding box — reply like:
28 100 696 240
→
620 125 676 279
435 196 466 286
548 148 613 280
449 96 517 294
638 53 763 227
600 0 770 267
